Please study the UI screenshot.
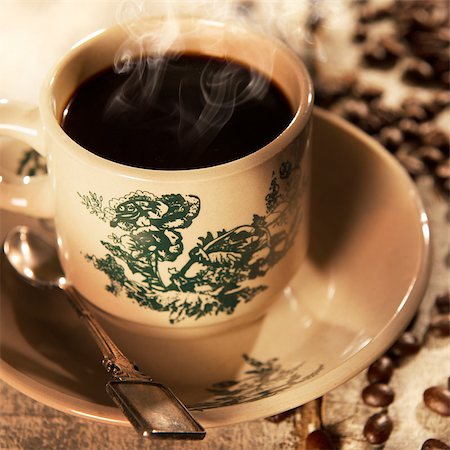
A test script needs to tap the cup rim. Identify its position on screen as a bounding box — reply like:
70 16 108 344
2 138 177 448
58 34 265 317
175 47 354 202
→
40 17 314 181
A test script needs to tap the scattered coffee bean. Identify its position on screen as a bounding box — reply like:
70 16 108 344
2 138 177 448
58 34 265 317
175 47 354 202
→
351 83 383 101
397 152 426 177
435 292 450 314
421 101 442 119
367 356 394 384
437 25 450 42
398 118 420 140
353 24 368 43
417 146 445 167
441 178 450 194
358 4 388 23
412 8 447 31
266 408 296 423
342 99 369 123
432 84 450 106
404 103 429 122
381 35 407 59
421 130 450 153
393 0 449 88
362 383 395 407
418 121 437 138
370 99 399 126
315 77 355 107
435 160 450 180
377 127 404 151
404 58 435 84
428 314 450 337
435 160 450 193
363 412 393 445
409 31 448 58
421 438 450 450
362 116 384 134
363 41 398 68
236 0 255 15
389 332 421 359
423 386 450 417
305 429 335 450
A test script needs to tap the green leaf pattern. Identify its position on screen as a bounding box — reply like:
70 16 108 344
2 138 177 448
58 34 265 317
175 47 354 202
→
16 149 47 176
189 355 325 410
79 160 305 323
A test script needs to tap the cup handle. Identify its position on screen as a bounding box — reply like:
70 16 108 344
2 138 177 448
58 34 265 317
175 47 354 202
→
0 99 54 218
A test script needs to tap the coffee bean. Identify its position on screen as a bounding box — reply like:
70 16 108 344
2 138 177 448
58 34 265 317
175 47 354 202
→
353 24 368 43
418 121 437 137
363 40 399 68
352 83 383 101
236 0 255 15
342 99 369 123
398 118 420 140
411 7 448 31
437 25 450 41
359 5 388 23
363 412 393 445
378 127 404 151
435 292 450 313
396 152 426 177
435 160 450 180
315 77 354 107
404 58 435 84
441 177 450 194
404 104 429 122
367 356 394 384
381 35 407 59
389 332 421 359
421 100 442 118
360 115 383 135
266 408 296 423
418 146 445 167
422 130 450 153
362 383 395 407
429 314 450 337
410 31 449 58
423 386 450 417
370 99 399 126
421 438 450 450
305 429 335 450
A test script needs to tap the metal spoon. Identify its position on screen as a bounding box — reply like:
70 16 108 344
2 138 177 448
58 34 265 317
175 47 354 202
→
3 225 205 440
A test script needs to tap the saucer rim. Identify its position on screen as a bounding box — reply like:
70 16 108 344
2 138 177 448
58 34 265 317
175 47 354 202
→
0 107 431 428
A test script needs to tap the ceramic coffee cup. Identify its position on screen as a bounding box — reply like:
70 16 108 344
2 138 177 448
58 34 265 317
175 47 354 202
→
0 17 313 336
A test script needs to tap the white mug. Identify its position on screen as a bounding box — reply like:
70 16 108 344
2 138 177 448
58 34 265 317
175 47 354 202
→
0 17 313 336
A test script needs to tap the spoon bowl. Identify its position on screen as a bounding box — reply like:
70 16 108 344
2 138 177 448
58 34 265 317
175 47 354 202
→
3 226 65 288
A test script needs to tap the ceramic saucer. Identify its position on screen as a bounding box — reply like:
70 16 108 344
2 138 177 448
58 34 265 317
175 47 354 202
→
0 108 430 428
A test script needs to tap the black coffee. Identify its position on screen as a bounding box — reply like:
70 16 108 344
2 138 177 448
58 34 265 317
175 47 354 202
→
61 53 293 170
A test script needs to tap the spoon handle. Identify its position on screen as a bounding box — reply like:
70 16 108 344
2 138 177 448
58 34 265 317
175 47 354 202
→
62 285 205 439
63 285 146 379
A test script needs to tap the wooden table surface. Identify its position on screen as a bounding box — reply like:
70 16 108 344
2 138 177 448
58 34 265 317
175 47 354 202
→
1 1 449 449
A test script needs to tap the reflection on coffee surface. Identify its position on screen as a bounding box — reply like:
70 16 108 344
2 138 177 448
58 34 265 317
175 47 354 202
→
61 54 294 169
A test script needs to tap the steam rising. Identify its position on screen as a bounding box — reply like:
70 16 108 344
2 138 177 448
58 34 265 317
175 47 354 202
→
105 0 320 155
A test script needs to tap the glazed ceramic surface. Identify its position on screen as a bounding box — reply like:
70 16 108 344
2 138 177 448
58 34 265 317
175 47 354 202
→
0 18 313 333
0 109 430 427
